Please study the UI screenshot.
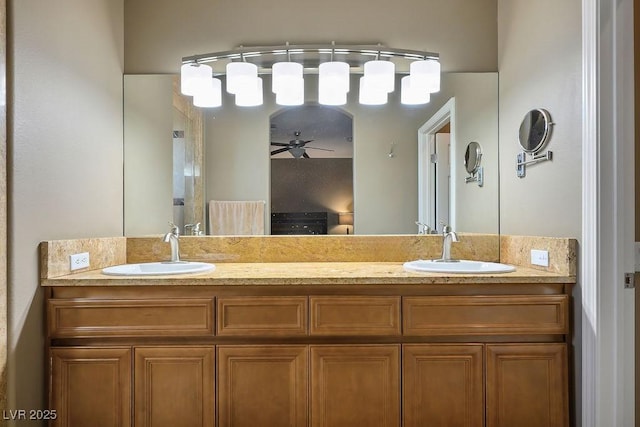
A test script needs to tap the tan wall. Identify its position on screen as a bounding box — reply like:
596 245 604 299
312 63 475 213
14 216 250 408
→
497 0 582 239
9 0 124 418
497 0 582 424
124 75 174 235
124 0 497 74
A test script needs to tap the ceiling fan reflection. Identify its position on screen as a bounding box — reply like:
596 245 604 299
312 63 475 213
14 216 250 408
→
270 131 334 159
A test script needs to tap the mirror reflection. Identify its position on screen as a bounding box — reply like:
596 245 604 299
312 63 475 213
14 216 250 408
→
123 72 499 236
270 106 354 235
464 142 482 175
518 108 552 154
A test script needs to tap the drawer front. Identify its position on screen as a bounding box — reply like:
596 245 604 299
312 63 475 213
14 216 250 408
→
310 296 401 336
403 295 568 336
217 297 308 336
48 299 215 338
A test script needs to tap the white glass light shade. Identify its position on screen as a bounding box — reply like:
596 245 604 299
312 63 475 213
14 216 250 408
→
275 76 304 106
359 77 388 105
319 61 350 93
363 60 395 93
400 76 431 105
181 63 212 96
272 62 303 94
318 87 347 106
235 77 263 107
193 77 222 108
409 59 441 93
226 62 258 94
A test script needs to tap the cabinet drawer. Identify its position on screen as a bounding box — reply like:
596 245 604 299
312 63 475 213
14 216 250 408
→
403 295 568 336
48 299 215 338
310 296 401 336
217 297 308 336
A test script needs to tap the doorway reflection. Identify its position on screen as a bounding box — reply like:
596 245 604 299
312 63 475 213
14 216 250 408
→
270 105 354 234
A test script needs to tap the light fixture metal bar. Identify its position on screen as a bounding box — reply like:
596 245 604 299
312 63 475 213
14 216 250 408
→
182 43 439 66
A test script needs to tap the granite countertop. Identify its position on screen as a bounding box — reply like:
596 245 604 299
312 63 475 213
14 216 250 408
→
41 261 576 287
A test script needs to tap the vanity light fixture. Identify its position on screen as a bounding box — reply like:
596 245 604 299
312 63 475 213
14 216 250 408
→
359 76 388 105
193 76 222 108
409 58 441 93
180 63 213 96
180 43 440 108
400 75 431 105
272 61 304 106
318 61 350 106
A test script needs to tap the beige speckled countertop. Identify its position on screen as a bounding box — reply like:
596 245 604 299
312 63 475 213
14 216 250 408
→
41 261 576 287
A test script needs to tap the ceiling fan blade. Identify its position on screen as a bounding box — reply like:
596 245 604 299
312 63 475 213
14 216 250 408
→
271 147 291 155
305 146 335 152
303 152 310 159
270 142 291 147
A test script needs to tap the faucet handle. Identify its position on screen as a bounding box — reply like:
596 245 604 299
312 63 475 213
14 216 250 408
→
184 222 202 236
439 221 453 234
168 221 180 235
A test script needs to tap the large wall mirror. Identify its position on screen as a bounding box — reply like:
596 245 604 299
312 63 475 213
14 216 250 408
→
123 72 499 236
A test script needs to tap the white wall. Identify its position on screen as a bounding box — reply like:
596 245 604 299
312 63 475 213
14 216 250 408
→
9 0 124 418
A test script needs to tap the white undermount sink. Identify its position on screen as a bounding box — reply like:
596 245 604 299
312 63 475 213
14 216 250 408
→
102 261 216 276
403 259 515 274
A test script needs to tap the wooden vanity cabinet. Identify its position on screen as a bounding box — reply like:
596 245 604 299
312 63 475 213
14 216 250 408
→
50 347 132 427
217 345 308 427
403 344 484 427
134 346 215 427
46 283 572 427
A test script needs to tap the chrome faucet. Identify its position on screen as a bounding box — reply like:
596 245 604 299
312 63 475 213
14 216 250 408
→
162 222 181 262
415 221 433 235
438 223 459 262
184 222 202 236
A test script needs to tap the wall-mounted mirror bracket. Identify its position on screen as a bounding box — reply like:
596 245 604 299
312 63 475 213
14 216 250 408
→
465 166 484 186
516 108 554 178
516 150 553 178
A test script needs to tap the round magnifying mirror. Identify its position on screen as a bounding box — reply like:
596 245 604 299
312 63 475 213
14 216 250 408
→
518 108 552 153
464 141 482 174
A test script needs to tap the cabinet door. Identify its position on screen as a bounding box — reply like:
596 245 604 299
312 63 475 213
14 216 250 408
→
134 346 215 427
217 345 308 427
310 345 400 427
50 347 131 427
403 344 483 427
486 343 568 427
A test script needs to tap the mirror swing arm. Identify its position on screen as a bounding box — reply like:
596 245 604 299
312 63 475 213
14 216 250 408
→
516 150 553 178
515 108 554 178
465 166 484 187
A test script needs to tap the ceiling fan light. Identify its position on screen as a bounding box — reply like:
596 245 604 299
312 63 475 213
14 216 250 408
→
359 76 388 105
319 61 350 94
272 62 303 94
193 77 222 108
235 77 263 107
290 147 305 158
410 59 441 93
226 62 258 94
181 63 212 96
400 75 431 105
363 60 395 93
275 76 304 106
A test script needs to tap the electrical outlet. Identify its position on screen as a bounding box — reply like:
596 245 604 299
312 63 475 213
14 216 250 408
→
530 249 549 267
70 252 90 271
